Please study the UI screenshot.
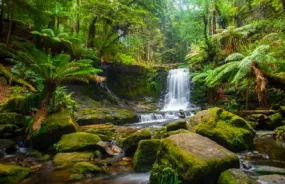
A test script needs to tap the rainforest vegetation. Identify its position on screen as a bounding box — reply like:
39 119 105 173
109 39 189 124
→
1 0 285 184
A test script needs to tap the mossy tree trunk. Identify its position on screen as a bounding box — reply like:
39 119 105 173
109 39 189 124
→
87 17 97 48
252 62 268 109
32 82 57 131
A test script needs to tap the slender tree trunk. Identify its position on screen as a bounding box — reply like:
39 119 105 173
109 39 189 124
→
57 16 60 31
252 62 268 109
87 17 97 48
281 0 285 13
76 0 80 34
32 83 57 131
6 5 12 46
245 82 249 110
0 0 4 37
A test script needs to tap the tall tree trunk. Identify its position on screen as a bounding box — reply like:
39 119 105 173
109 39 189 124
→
0 0 4 37
281 0 285 13
245 82 250 110
57 16 60 31
32 83 57 131
6 5 12 46
76 0 80 34
87 17 97 48
252 62 268 109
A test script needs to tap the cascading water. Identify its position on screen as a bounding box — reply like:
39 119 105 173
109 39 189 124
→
162 68 190 111
136 68 192 127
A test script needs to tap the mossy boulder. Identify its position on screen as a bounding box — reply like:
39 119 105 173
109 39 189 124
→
0 164 31 184
53 152 94 166
247 114 269 129
150 133 239 184
72 162 101 174
0 139 16 153
122 128 151 156
166 120 188 132
76 107 139 125
0 124 19 138
193 108 255 152
268 113 285 130
218 169 256 184
274 125 285 142
83 124 116 141
0 113 26 138
30 111 79 150
54 132 101 152
133 139 161 172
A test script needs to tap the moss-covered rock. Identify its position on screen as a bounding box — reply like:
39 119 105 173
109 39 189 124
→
83 124 116 141
0 139 16 153
30 111 79 150
133 139 161 172
218 169 256 184
122 128 151 156
166 120 188 132
0 113 25 126
72 162 101 174
76 107 139 125
0 124 19 138
0 164 31 184
166 129 190 137
269 113 285 130
70 173 83 180
54 132 101 152
53 152 94 166
193 108 255 152
247 114 269 129
150 133 239 184
274 125 285 142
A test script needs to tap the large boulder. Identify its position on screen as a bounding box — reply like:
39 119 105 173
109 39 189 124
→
54 132 101 152
150 133 239 184
53 152 94 167
268 112 285 130
83 123 116 141
76 107 139 125
218 169 256 184
274 125 285 143
193 108 255 151
133 139 161 172
0 163 31 184
122 128 151 156
30 111 79 150
166 120 188 132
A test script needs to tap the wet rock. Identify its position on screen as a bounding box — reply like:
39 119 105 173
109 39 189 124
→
0 163 31 184
54 132 101 152
0 139 16 153
257 174 285 184
255 166 285 175
72 162 101 174
76 107 139 125
193 107 255 152
166 120 188 132
83 123 116 141
30 164 42 172
122 128 151 156
133 139 161 172
30 111 79 150
53 152 94 167
218 169 256 184
241 160 252 170
150 133 239 184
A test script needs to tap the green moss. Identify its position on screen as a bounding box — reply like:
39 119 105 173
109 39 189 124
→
150 133 239 184
0 164 31 184
269 113 285 129
194 108 255 152
0 139 16 153
166 129 190 137
53 152 94 166
122 128 151 156
77 107 138 125
218 169 256 184
72 162 101 174
274 125 285 142
70 173 83 180
0 113 25 126
30 111 79 150
38 154 51 162
85 124 116 140
166 120 188 132
54 132 101 152
0 124 19 138
134 139 161 172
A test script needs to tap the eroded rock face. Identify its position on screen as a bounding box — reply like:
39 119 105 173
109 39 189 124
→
192 107 255 151
150 133 239 184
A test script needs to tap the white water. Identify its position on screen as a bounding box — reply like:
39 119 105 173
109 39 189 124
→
162 68 190 111
137 68 191 126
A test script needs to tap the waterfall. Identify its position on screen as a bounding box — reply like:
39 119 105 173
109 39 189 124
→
139 113 165 123
162 68 190 111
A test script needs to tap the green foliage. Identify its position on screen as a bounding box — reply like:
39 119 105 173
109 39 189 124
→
160 167 182 184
